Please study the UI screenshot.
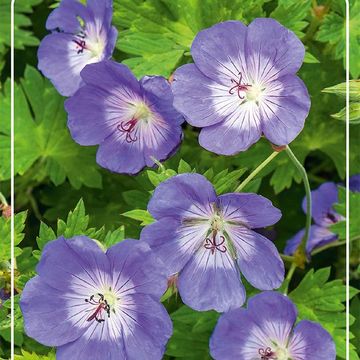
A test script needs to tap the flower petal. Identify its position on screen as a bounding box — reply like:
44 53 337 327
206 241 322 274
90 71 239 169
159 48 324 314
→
191 21 248 85
172 63 229 127
178 233 245 312
80 60 141 94
198 99 262 155
106 239 168 299
210 308 254 360
217 193 282 228
246 292 297 348
284 225 338 256
140 76 184 165
141 217 209 276
302 182 340 227
96 130 146 174
20 276 87 347
226 226 284 289
57 293 172 360
118 294 173 360
245 18 305 84
56 320 126 360
211 292 298 360
260 74 310 145
147 173 217 220
46 0 90 33
66 61 141 146
350 174 360 192
38 32 96 96
36 236 110 294
140 75 184 127
87 0 113 29
288 320 336 360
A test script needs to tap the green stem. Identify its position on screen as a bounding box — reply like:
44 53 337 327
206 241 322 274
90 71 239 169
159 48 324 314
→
150 156 166 173
235 151 280 192
281 254 295 263
283 262 297 295
0 192 8 206
285 146 312 259
311 235 360 256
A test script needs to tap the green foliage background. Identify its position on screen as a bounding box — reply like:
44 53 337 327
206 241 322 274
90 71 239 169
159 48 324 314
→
0 0 359 359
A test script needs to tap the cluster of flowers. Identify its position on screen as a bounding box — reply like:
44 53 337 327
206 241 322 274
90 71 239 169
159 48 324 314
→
21 0 338 359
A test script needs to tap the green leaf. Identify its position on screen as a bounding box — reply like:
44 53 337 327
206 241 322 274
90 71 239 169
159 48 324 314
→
121 209 154 226
0 66 102 189
0 0 42 63
14 350 55 360
178 159 193 174
303 51 320 64
57 199 91 238
103 226 126 248
166 305 219 359
330 186 360 241
289 268 360 359
0 211 27 261
115 0 266 77
316 1 360 78
36 222 57 251
147 168 177 187
350 296 360 352
270 0 312 37
213 168 246 194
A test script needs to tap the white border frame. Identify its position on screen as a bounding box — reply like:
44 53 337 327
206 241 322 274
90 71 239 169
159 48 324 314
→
11 1 15 359
9 1 352 359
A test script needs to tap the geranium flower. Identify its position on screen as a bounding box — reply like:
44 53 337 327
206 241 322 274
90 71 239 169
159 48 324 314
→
38 0 118 96
172 19 310 155
210 291 336 360
285 176 360 255
20 236 172 360
141 173 284 312
65 60 184 174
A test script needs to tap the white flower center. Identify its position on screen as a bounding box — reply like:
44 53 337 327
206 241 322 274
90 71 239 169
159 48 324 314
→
102 288 118 308
88 38 106 59
246 83 263 103
275 347 290 360
132 102 152 123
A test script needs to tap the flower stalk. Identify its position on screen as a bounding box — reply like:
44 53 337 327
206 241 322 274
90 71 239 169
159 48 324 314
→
235 151 280 192
285 145 312 267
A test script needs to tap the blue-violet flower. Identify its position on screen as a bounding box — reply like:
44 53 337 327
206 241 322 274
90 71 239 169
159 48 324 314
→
20 236 172 360
38 0 118 96
65 60 184 174
141 173 284 312
172 19 310 155
210 291 336 360
285 176 360 256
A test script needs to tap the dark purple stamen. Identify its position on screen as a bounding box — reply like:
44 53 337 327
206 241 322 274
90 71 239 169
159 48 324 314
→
85 293 110 323
72 39 86 54
117 118 138 143
204 232 227 254
258 347 277 360
229 72 251 99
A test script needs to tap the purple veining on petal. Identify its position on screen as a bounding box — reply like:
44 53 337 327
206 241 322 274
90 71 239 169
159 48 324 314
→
210 291 336 360
172 19 310 155
38 0 118 96
141 173 283 312
65 60 184 174
20 236 172 360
